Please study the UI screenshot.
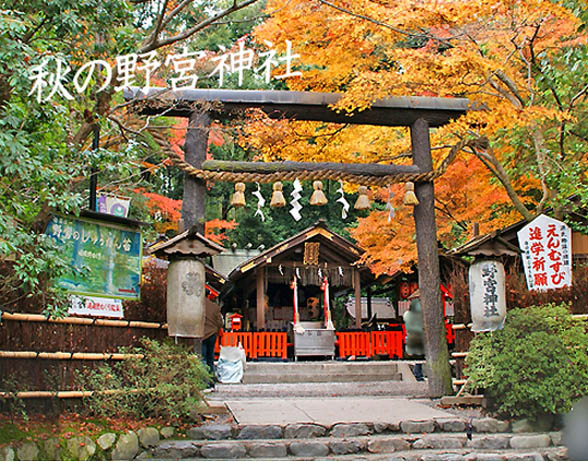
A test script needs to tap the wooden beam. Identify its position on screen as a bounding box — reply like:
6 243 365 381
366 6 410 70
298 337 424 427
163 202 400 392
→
411 118 452 398
256 267 265 330
202 160 421 177
124 88 471 127
181 111 210 233
354 268 362 329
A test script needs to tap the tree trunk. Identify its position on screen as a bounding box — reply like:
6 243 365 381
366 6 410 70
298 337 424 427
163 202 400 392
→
411 118 453 397
181 111 211 233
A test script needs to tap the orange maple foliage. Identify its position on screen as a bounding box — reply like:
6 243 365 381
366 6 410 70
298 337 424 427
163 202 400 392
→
244 0 586 275
205 218 238 245
136 188 182 234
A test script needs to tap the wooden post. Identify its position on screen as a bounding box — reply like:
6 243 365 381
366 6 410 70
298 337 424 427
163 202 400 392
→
366 285 373 321
354 269 362 329
256 267 265 330
411 118 453 397
181 111 211 233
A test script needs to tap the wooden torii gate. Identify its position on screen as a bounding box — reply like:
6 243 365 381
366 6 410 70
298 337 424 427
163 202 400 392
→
125 88 471 397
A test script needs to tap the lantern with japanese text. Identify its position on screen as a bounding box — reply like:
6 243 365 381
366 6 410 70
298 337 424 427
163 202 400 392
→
468 259 506 332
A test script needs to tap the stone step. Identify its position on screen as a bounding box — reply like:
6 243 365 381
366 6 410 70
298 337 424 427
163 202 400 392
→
243 372 403 383
318 447 567 460
178 419 561 440
150 432 565 460
209 380 428 398
241 360 409 385
244 361 399 380
245 360 400 373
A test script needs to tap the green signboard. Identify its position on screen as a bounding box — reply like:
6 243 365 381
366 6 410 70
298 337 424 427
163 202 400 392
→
46 215 142 299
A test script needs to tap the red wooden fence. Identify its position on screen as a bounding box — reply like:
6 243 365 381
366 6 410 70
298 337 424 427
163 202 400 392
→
215 331 287 359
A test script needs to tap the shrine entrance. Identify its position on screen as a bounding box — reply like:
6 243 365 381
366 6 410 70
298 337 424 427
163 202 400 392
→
126 87 472 396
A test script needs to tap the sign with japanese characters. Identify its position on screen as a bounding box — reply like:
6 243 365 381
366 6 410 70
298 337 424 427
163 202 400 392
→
69 295 124 318
517 214 572 291
469 259 506 332
28 40 301 103
46 215 142 299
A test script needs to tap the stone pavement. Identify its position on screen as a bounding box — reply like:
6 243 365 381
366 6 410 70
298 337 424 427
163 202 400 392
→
216 397 455 426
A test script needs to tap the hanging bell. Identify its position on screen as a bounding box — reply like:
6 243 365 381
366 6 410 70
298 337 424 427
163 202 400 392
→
354 186 371 210
403 181 419 206
270 181 286 207
230 182 246 207
309 180 328 206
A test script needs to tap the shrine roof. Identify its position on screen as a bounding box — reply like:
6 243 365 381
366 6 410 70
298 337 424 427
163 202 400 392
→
148 225 225 258
228 220 366 281
124 88 472 127
448 225 523 258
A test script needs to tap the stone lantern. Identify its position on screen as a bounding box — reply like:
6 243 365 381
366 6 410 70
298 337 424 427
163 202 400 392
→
149 226 224 338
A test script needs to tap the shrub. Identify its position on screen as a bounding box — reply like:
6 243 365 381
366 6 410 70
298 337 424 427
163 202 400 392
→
464 303 588 421
77 337 210 420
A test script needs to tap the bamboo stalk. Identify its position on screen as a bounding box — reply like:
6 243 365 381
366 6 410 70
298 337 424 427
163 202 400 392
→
0 351 144 360
0 312 167 329
0 390 112 399
0 387 183 399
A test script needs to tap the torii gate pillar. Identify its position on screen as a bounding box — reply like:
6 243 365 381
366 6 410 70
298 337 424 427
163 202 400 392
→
181 111 211 233
411 118 453 396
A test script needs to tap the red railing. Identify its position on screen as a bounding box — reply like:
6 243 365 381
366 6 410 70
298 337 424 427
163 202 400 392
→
214 323 449 361
217 331 254 358
215 331 286 359
370 331 404 358
254 332 287 359
336 331 371 358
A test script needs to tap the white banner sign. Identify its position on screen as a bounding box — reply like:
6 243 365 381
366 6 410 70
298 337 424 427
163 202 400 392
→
517 214 572 291
69 295 124 318
469 260 507 332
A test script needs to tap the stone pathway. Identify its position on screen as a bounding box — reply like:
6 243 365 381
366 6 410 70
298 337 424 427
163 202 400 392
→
222 397 455 426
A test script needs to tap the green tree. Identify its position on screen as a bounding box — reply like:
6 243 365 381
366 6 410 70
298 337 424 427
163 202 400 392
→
0 1 264 315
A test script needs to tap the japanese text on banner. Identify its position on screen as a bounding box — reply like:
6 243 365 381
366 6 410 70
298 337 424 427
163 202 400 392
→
517 214 572 291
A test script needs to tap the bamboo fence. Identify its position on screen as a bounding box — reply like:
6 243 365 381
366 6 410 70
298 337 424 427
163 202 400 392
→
0 312 167 329
0 351 143 360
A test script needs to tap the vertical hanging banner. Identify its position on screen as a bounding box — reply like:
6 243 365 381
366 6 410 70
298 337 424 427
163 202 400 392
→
517 214 572 291
469 260 507 332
